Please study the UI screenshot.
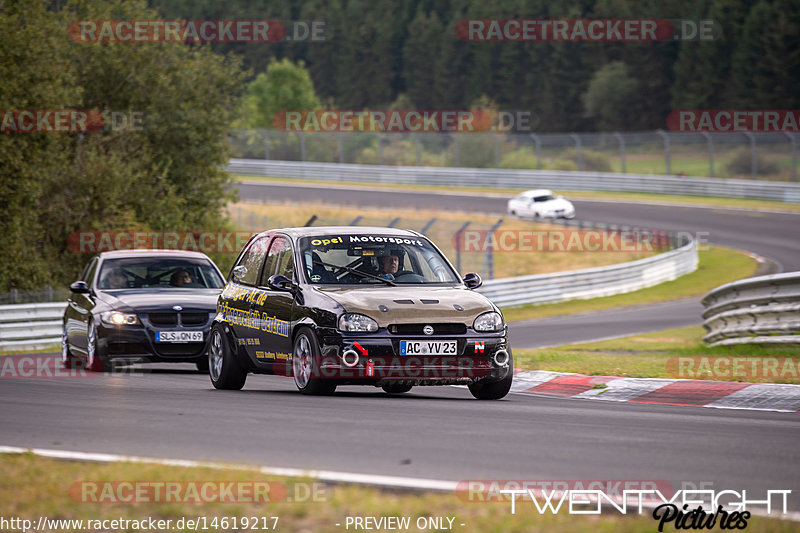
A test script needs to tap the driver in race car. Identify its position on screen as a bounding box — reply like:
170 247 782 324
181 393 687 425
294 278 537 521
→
378 252 400 280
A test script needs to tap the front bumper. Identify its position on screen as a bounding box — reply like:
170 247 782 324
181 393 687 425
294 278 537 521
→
96 316 213 363
316 328 510 385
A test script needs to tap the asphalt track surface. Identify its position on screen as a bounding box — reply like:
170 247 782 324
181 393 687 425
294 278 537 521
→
1 365 799 511
237 181 800 346
2 181 798 518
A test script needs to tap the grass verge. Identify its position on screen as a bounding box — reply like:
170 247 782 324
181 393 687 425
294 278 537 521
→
1 453 795 532
234 175 800 214
501 246 759 322
513 326 800 384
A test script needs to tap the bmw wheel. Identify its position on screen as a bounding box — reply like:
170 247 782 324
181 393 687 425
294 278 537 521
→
85 320 105 372
208 326 247 390
61 325 77 368
292 328 336 395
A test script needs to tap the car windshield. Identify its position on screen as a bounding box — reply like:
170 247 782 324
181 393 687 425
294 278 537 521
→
97 258 224 290
299 234 460 285
533 195 556 202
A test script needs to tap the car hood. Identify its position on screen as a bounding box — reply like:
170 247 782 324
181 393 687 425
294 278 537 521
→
542 198 573 210
315 285 495 327
97 288 221 313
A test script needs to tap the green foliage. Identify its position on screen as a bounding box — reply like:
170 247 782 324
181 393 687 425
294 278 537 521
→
724 147 780 177
237 58 320 129
0 0 244 291
582 61 639 131
557 148 613 172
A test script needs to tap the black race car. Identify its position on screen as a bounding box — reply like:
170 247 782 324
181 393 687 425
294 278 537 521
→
62 250 225 372
208 227 513 399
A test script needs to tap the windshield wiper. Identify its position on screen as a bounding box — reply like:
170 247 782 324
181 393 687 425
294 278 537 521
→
312 259 396 286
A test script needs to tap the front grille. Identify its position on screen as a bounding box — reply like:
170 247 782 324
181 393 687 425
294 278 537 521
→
148 313 177 326
388 323 467 335
181 312 208 326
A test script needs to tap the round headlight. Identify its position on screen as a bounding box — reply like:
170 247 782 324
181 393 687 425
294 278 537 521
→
338 313 379 333
473 311 503 332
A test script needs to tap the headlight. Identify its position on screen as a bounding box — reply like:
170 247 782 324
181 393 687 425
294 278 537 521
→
338 313 379 333
473 311 503 332
100 311 140 326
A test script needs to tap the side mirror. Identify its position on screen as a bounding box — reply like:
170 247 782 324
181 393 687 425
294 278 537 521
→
463 273 482 289
231 265 247 282
268 274 295 292
69 280 90 294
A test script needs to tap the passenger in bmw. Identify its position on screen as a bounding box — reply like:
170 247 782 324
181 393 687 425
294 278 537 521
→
170 269 194 287
100 267 128 289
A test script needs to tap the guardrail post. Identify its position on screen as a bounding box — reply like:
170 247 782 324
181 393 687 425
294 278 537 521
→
45 285 52 302
483 219 504 280
388 217 401 228
450 134 460 167
785 132 797 182
304 215 318 227
454 221 471 273
744 132 757 180
529 134 542 169
10 288 18 304
614 132 626 173
420 217 437 235
657 130 670 175
262 130 270 160
349 215 363 225
298 132 306 162
570 133 583 171
702 132 714 177
337 132 344 164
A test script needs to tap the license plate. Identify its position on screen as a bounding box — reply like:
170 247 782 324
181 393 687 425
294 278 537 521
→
400 340 457 355
155 331 203 343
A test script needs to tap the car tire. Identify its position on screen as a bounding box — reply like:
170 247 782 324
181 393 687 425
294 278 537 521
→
85 319 105 372
468 351 513 400
382 383 413 394
61 325 78 368
208 326 247 390
292 328 336 396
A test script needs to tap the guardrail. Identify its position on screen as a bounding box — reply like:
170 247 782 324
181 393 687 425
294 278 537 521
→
478 234 697 307
0 302 66 351
702 272 800 347
228 159 800 203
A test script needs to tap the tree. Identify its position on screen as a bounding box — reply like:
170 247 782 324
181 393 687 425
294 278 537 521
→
238 58 321 129
582 61 640 131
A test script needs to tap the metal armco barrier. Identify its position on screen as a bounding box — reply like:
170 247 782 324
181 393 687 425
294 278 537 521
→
228 159 800 203
478 234 697 307
702 272 800 347
0 302 65 351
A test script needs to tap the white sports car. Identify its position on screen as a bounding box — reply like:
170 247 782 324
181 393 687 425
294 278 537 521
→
507 189 575 219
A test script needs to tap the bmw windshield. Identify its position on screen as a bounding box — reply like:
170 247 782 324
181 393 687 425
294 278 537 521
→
299 234 460 285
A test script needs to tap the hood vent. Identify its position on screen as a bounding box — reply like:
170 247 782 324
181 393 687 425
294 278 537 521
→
393 299 414 304
420 299 439 304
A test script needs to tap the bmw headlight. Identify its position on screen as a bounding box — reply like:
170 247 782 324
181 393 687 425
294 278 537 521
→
338 313 379 333
473 311 503 332
100 311 140 326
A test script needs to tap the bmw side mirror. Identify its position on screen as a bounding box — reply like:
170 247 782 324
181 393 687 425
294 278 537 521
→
231 265 247 282
69 280 90 293
268 274 295 292
463 273 482 289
